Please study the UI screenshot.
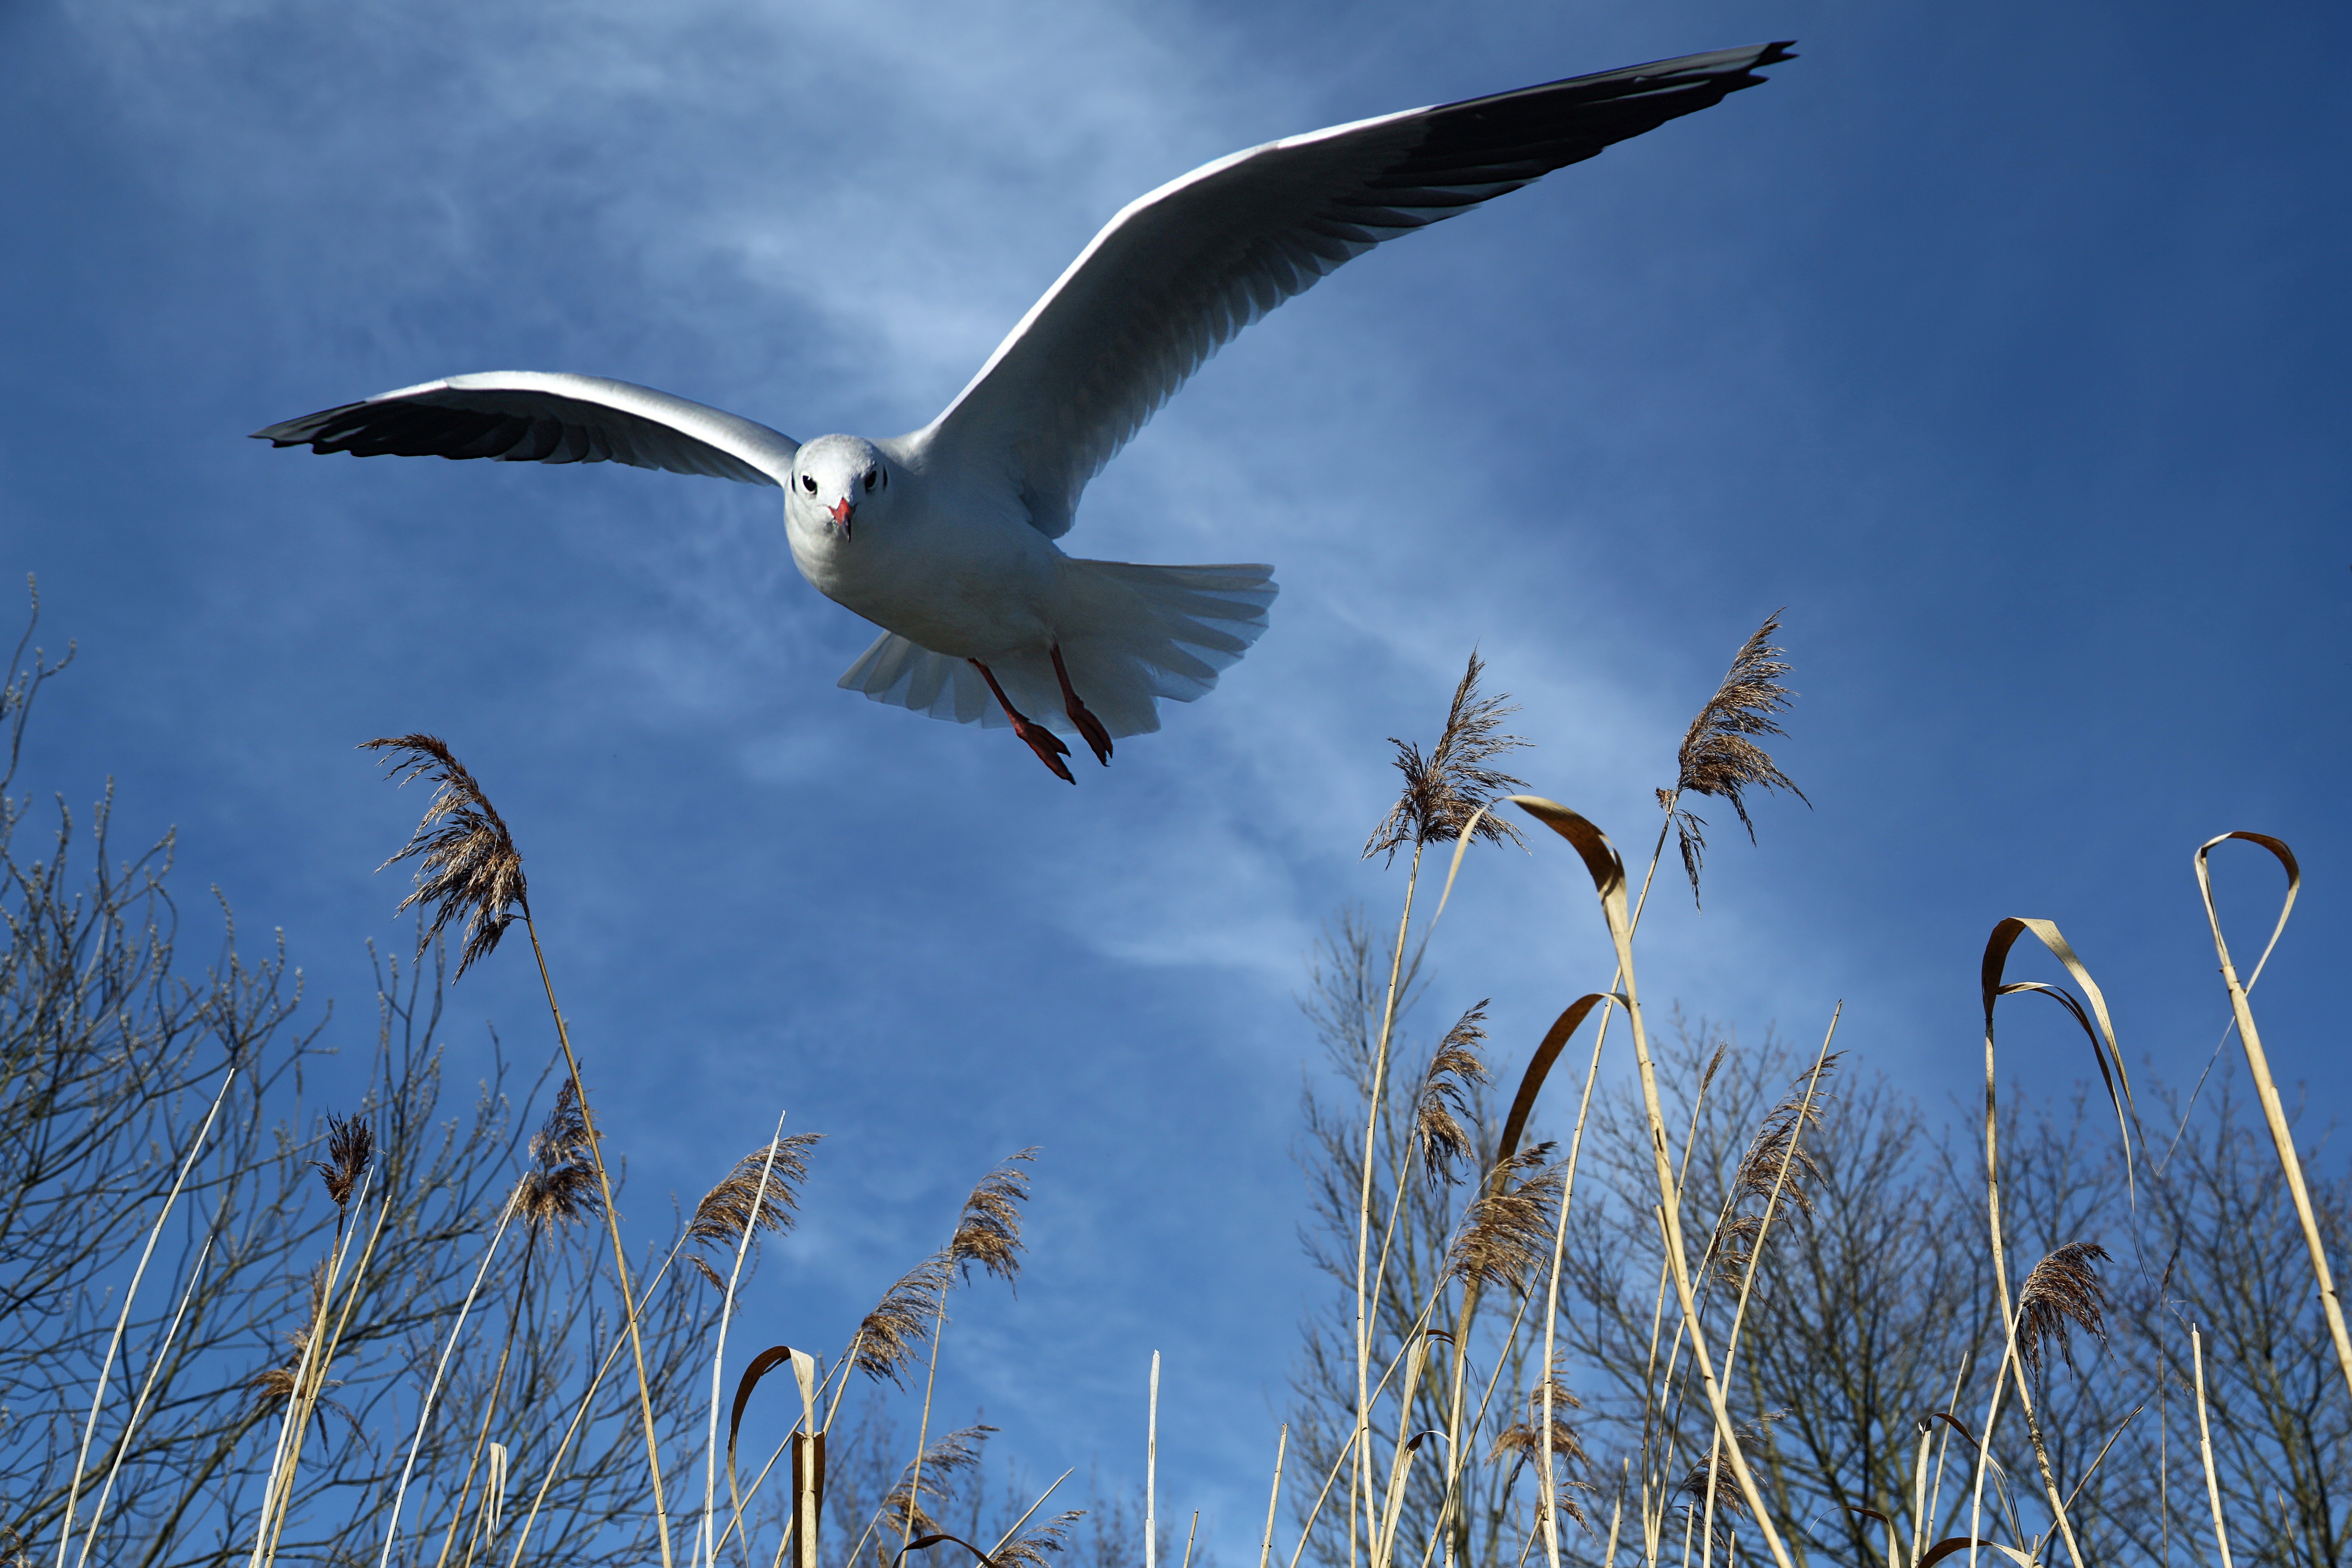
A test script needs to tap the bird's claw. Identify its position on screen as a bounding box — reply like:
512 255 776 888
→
1049 644 1114 767
1067 705 1113 768
1013 716 1076 784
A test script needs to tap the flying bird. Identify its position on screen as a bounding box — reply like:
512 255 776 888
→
257 43 1791 782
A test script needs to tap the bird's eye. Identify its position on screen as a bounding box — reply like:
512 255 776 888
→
800 474 817 494
863 469 878 492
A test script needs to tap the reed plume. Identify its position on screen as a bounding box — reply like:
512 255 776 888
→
685 1134 822 1288
991 1510 1085 1568
245 1267 355 1443
1415 1002 1492 1188
509 1080 603 1233
1712 1053 1840 1290
1364 651 1529 863
1490 1372 1591 1526
853 1254 957 1386
947 1150 1036 1287
2016 1241 2111 1383
360 734 526 976
1448 1144 1561 1295
313 1112 374 1217
880 1425 996 1538
1662 613 1807 906
1677 1411 1786 1528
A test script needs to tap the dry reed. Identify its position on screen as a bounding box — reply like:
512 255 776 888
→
2014 1242 2111 1386
1415 1003 1492 1189
1364 651 1529 864
364 733 673 1568
1658 612 1806 907
362 735 526 976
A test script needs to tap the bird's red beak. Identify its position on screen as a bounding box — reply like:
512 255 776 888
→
828 494 856 537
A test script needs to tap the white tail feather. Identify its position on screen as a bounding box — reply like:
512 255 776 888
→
838 561 1276 739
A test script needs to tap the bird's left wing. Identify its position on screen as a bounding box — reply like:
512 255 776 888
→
254 371 799 486
922 42 1791 539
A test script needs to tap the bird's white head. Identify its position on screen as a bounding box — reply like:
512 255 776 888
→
786 434 890 544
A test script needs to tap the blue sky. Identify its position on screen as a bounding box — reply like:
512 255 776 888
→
3 0 2346 1555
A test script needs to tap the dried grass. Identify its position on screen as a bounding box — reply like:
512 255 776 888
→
1415 1002 1492 1189
989 1510 1084 1568
1712 1054 1840 1290
1448 1145 1561 1296
948 1151 1036 1287
1662 613 1807 905
361 735 527 976
1675 1412 1786 1525
684 1134 820 1289
880 1425 997 1539
1365 652 1529 864
510 1080 602 1233
854 1254 957 1387
314 1113 374 1215
2015 1241 2111 1385
1490 1373 1591 1527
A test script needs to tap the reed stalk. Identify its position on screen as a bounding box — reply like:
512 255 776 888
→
1356 841 1425 1566
1509 797 1794 1568
432 1230 533 1568
74 1235 214 1568
1698 1020 1837 1560
899 1292 951 1560
365 737 676 1568
523 916 675 1568
377 1200 519 1568
1147 1350 1162 1568
253 1163 383 1568
704 1114 790 1568
53 1068 234 1568
2191 1326 2231 1568
262 1171 392 1568
1261 1425 1288 1568
1536 1005 1613 1568
2192 833 2352 1405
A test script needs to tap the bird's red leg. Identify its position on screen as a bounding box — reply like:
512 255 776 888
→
1049 645 1114 767
969 659 1074 784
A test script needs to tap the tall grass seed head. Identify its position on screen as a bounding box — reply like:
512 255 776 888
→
361 734 526 978
1666 612 1809 906
1365 650 1530 864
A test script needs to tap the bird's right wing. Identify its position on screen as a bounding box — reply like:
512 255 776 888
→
921 42 1792 538
253 371 799 487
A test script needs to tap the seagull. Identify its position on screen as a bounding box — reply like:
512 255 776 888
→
257 43 1791 783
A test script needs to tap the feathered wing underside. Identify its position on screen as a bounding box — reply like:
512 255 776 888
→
252 371 800 486
924 42 1792 538
839 562 1277 739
